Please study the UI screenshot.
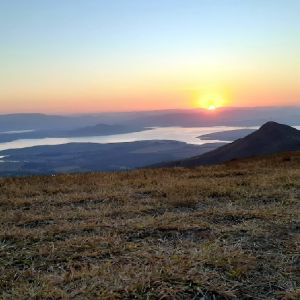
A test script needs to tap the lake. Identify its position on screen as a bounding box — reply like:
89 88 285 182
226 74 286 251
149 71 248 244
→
0 126 261 151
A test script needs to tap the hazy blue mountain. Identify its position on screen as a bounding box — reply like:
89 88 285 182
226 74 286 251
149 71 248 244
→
0 114 80 131
199 129 256 141
0 140 223 176
1 107 300 132
124 107 300 127
66 124 146 137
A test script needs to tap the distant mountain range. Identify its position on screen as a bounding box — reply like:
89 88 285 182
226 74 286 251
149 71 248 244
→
159 122 300 167
199 128 256 141
1 107 300 132
66 123 146 137
125 107 300 127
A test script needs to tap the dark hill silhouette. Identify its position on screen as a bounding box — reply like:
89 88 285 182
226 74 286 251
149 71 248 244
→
159 122 300 167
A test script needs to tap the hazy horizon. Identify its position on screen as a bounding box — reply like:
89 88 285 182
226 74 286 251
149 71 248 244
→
2 105 300 117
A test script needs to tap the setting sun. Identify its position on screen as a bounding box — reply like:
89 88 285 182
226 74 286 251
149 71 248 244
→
195 92 227 110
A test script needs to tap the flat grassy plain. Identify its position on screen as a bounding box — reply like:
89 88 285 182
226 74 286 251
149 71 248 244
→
0 152 299 299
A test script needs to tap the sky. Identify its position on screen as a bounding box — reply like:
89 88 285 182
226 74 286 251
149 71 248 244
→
1 0 300 113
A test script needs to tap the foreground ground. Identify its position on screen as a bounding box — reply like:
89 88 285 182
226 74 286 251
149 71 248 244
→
0 152 299 299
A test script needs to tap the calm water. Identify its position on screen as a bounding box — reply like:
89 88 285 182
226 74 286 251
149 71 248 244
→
0 126 260 151
0 130 35 134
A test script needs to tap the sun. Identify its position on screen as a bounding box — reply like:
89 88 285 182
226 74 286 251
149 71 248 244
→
196 92 226 111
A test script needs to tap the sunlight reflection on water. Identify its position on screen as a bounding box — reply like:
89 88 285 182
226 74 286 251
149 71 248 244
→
0 130 35 134
0 126 261 151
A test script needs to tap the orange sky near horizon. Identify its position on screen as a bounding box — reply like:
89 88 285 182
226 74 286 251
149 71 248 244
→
1 74 299 114
1 1 300 114
1 90 300 115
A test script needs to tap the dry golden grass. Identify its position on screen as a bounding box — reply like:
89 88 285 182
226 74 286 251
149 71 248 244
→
0 152 300 299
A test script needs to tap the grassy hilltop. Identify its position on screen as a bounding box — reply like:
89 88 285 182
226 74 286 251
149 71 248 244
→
0 152 300 299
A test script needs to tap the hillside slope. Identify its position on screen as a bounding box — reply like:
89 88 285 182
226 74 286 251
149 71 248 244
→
0 152 299 299
160 122 300 167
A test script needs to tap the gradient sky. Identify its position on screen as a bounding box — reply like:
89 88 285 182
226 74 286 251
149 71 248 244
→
1 0 300 113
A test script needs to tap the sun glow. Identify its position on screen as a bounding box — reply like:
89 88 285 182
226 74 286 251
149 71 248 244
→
196 92 227 110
